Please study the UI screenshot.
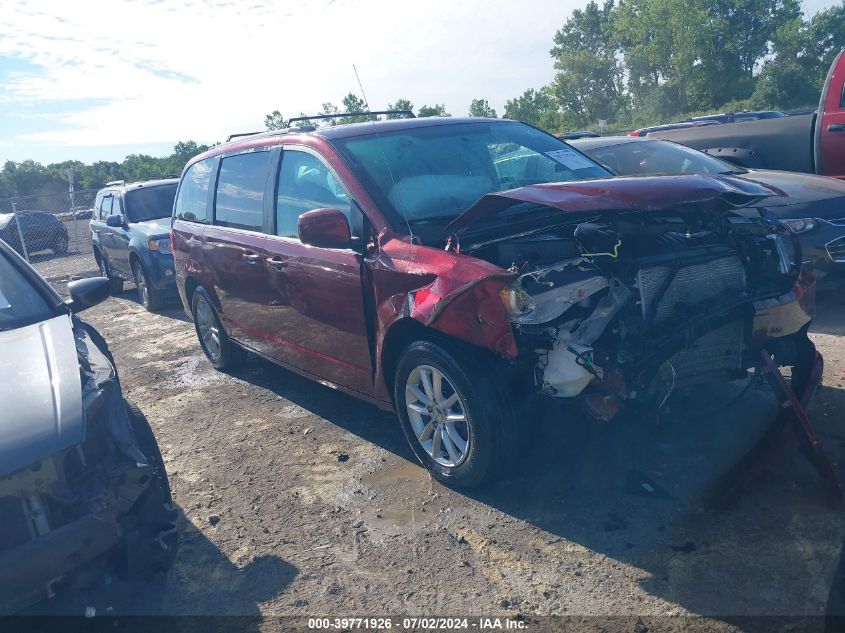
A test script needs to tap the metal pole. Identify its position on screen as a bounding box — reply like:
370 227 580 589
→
11 199 29 262
68 170 79 254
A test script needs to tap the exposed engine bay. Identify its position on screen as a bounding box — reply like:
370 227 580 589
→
462 205 810 420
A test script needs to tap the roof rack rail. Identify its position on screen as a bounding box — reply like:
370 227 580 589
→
104 180 125 187
285 110 415 127
226 131 262 142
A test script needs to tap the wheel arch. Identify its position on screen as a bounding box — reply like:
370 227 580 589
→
184 276 201 311
379 317 516 405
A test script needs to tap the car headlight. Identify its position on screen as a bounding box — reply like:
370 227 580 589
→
148 238 172 254
499 284 534 320
783 218 817 234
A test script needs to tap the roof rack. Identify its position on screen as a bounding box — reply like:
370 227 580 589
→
285 110 415 127
104 180 125 187
226 131 262 142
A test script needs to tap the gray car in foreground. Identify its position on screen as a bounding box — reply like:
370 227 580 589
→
0 239 178 614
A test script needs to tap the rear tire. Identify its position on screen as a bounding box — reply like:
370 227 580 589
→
97 253 124 294
394 338 517 488
133 259 161 312
191 286 245 370
52 231 68 255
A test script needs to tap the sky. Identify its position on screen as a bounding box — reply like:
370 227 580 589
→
0 0 837 165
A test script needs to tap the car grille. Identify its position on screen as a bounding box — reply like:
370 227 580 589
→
638 256 747 324
826 236 845 263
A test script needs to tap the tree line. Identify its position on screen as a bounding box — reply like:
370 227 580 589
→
4 0 841 200
0 141 212 201
264 0 844 134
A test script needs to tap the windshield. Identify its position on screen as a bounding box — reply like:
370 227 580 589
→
0 251 54 331
124 183 178 223
581 139 744 177
330 121 609 232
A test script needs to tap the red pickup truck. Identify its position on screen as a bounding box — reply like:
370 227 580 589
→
651 50 845 180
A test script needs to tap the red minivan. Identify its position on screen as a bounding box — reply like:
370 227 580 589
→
172 116 821 487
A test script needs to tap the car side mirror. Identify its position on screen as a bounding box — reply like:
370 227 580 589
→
298 208 352 248
66 277 111 312
106 214 124 228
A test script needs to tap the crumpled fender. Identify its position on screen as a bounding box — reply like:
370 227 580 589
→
74 317 148 466
371 228 518 366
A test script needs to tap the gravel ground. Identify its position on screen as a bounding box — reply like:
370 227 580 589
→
21 273 845 629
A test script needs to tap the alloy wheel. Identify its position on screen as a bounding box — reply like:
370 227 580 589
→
405 364 470 467
195 297 221 360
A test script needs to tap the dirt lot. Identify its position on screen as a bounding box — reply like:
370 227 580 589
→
24 261 845 629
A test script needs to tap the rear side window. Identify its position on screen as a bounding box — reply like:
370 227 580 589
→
174 158 214 224
214 151 270 232
99 195 113 220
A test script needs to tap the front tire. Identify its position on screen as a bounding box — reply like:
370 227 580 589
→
191 286 245 370
394 338 517 488
133 259 161 312
122 401 179 577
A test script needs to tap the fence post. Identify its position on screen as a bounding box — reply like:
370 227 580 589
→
68 171 79 254
11 199 30 262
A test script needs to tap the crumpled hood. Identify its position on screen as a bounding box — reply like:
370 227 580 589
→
128 216 171 238
446 173 787 235
0 314 84 477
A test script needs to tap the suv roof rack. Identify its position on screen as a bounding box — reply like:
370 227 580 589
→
226 131 262 142
285 110 415 127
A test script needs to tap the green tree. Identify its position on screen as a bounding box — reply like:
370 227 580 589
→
264 110 286 130
1 160 52 197
417 104 451 117
752 2 845 109
550 0 627 127
340 93 371 124
468 98 497 117
503 88 560 129
387 98 414 118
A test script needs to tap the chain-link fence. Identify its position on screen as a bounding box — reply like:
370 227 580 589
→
0 189 101 295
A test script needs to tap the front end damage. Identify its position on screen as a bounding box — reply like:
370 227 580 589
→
439 175 821 422
0 319 178 615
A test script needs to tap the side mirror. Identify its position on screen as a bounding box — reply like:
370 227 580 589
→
298 208 351 248
66 277 111 312
106 214 124 228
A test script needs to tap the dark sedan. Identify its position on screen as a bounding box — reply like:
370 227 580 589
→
571 136 845 281
0 210 69 257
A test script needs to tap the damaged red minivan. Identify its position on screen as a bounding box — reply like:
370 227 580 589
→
172 117 820 487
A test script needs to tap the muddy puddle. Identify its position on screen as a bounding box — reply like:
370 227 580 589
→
356 459 448 540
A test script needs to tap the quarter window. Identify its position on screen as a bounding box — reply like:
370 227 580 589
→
99 195 113 220
174 158 214 224
275 150 358 239
214 151 270 232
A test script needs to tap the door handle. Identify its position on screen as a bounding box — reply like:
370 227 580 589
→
829 124 845 132
267 257 287 269
242 252 262 264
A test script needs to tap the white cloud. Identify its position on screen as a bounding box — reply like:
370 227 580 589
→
0 0 585 150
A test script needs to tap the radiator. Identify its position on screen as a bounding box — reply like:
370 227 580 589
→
659 319 745 381
638 255 746 324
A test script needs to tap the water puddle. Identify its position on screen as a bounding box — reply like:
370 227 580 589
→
356 459 446 540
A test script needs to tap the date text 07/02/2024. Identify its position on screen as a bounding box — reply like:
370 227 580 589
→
307 617 528 630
